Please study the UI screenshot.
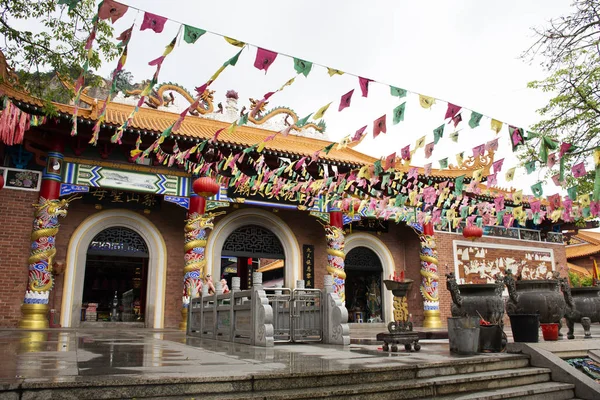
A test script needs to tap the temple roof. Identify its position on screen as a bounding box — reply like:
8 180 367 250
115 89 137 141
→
566 231 600 259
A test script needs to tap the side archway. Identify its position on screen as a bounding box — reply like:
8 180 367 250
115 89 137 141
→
60 210 167 328
206 208 301 287
345 233 396 323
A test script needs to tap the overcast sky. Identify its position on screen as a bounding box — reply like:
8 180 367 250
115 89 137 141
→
90 0 574 195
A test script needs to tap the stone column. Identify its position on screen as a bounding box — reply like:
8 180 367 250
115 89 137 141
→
180 176 223 331
323 211 346 303
419 223 442 328
19 141 71 329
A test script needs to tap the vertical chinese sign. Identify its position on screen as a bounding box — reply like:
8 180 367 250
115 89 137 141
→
303 245 314 288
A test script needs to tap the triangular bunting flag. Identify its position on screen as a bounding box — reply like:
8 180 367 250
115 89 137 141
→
390 86 407 98
293 58 313 77
468 111 483 128
339 89 354 112
393 102 406 124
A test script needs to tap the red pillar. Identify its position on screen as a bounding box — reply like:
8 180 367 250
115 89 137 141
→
325 210 346 303
19 139 66 329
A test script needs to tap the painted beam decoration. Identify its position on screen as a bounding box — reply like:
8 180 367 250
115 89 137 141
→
62 162 189 196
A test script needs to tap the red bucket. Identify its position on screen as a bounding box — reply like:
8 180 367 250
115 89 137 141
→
541 323 559 341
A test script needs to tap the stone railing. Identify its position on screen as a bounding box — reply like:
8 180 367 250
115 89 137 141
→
436 223 563 243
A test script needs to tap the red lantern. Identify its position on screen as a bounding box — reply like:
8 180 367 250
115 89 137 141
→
462 225 483 240
423 222 434 236
192 177 220 198
0 174 4 191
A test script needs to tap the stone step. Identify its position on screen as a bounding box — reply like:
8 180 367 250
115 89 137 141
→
438 382 575 400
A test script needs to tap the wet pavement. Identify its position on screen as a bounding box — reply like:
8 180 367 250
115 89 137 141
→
0 323 598 385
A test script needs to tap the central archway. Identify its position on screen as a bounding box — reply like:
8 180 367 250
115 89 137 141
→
61 210 167 328
206 209 301 288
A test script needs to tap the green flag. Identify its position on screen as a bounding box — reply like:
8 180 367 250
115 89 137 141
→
525 161 536 174
439 157 448 169
238 113 249 126
393 102 406 124
374 160 383 176
296 113 313 127
293 58 313 77
390 86 407 98
224 49 243 67
455 175 465 195
433 124 444 144
468 111 483 128
567 186 578 200
531 182 543 198
58 0 80 11
594 165 600 201
322 143 335 154
183 25 206 44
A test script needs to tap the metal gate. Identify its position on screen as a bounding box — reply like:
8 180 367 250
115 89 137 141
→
265 288 322 343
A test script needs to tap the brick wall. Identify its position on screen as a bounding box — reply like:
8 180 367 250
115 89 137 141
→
0 189 38 327
0 193 569 329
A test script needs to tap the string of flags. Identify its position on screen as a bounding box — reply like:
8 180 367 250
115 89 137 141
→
45 0 598 225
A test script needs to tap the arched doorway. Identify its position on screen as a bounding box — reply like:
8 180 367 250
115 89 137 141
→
345 247 384 323
61 210 167 328
220 224 285 289
206 208 301 289
82 227 149 325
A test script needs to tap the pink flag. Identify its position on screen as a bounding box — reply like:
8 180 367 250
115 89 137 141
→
530 200 541 214
195 83 208 96
494 195 504 211
547 194 561 211
339 89 354 111
486 138 499 152
99 0 128 23
359 77 373 97
551 174 562 186
559 142 572 157
445 103 462 120
492 158 504 174
590 201 599 217
140 12 167 33
408 167 418 180
384 153 396 170
400 145 411 160
373 115 386 138
352 125 367 142
451 113 462 127
572 162 587 178
547 153 557 168
254 48 278 73
486 173 497 187
472 144 485 158
424 163 432 176
424 142 434 158
264 91 276 100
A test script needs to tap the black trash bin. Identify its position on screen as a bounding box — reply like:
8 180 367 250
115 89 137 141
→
509 314 540 343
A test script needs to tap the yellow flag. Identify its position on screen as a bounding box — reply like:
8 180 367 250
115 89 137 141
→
224 37 245 47
313 102 332 120
257 141 267 153
505 167 516 181
279 77 296 91
446 209 456 220
210 65 227 82
327 68 344 76
594 148 600 165
513 190 523 204
419 94 435 109
578 193 591 207
472 168 484 181
415 135 426 149
226 121 237 134
452 217 462 229
456 153 464 166
491 119 503 134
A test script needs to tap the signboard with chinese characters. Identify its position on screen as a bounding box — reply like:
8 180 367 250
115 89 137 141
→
0 167 41 191
62 162 189 196
351 219 389 233
302 245 315 289
82 188 161 211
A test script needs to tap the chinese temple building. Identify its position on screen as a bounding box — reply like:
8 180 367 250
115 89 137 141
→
0 56 567 331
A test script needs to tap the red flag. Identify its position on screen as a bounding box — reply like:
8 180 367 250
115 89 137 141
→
373 115 386 138
140 12 167 33
359 77 373 97
254 48 278 73
384 153 396 170
99 0 128 23
352 125 367 142
445 103 462 120
339 89 354 111
401 145 411 160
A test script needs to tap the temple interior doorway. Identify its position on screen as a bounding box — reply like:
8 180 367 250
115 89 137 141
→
220 224 285 290
345 246 384 323
81 226 149 325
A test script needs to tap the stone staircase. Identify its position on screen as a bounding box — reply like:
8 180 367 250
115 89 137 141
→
7 354 578 400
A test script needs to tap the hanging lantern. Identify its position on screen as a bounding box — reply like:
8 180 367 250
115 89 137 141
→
193 176 220 198
423 222 434 236
462 225 483 240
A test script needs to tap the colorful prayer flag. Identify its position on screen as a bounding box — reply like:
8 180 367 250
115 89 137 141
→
224 37 245 47
294 58 312 77
99 0 128 23
140 12 167 33
505 167 516 181
359 77 373 97
313 102 332 120
425 142 434 158
490 119 503 134
339 89 354 112
390 86 407 98
468 111 483 128
183 25 206 44
572 162 587 178
327 68 344 76
419 94 435 109
373 115 387 137
445 103 461 120
393 102 406 124
254 47 278 73
433 124 444 144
